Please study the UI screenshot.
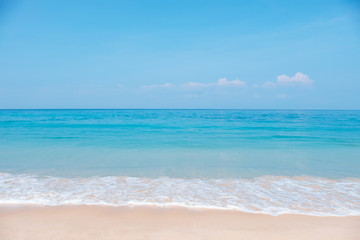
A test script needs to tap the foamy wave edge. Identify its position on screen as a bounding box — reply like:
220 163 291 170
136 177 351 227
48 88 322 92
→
1 172 359 216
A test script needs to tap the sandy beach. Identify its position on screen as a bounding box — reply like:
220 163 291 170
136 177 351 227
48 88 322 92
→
0 206 359 240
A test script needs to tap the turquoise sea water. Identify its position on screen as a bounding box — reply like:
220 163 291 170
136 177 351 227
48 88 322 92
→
0 109 359 215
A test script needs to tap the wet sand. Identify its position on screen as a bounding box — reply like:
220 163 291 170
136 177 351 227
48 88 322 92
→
0 205 359 240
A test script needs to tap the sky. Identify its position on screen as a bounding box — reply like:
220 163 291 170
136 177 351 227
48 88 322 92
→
0 0 359 109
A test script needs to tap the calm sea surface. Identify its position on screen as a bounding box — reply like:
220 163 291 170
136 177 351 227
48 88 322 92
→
1 109 359 215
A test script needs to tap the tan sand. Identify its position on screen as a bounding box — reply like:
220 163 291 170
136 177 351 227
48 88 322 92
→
0 205 359 240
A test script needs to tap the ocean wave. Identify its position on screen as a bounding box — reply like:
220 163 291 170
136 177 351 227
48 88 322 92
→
0 172 359 216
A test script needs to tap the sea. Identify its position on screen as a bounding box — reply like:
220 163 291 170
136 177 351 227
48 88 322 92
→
0 109 359 216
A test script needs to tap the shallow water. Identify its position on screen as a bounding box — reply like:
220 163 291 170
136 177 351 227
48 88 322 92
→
1 173 359 216
0 109 359 215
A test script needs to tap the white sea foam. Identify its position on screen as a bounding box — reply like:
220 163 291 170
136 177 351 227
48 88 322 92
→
0 172 359 216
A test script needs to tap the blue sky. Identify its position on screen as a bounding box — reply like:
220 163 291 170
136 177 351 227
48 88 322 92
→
0 0 359 109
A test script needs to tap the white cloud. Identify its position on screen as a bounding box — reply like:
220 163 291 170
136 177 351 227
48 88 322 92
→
277 72 313 86
142 78 247 91
182 78 246 89
262 72 313 88
142 83 175 89
262 81 277 88
182 81 213 88
159 83 174 88
216 78 246 87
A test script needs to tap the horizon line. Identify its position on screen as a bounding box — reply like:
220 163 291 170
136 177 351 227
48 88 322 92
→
1 108 359 111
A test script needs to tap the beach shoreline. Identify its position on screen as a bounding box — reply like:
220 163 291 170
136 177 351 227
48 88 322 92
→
1 205 359 240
